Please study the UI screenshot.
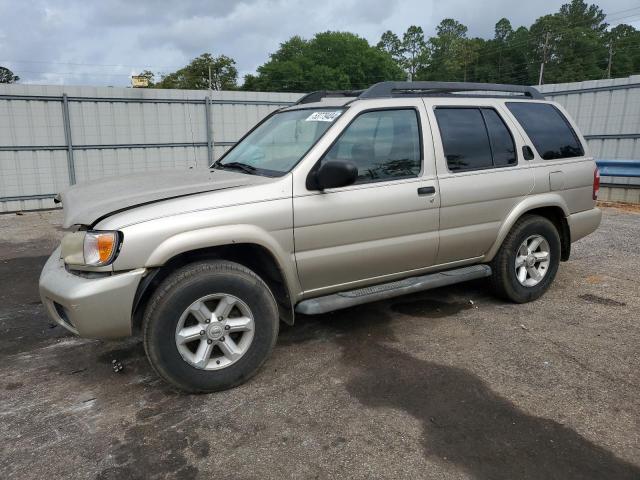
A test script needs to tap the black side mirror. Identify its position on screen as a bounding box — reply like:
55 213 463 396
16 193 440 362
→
312 161 358 190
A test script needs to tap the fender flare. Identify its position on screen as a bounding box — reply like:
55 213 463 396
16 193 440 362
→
483 194 570 262
144 224 301 304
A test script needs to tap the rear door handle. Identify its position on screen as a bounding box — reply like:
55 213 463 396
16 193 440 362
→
417 186 436 196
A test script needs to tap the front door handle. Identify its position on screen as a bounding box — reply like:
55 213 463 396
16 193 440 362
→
417 186 436 196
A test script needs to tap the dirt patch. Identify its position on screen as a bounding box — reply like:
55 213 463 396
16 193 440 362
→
0 255 48 307
4 382 23 391
97 341 147 365
97 397 207 480
598 201 640 214
391 297 473 318
579 293 626 307
585 275 604 284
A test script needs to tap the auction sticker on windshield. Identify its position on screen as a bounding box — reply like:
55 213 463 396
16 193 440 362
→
306 111 342 122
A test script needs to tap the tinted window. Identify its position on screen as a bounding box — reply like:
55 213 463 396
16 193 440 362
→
483 109 517 166
322 109 421 183
506 102 584 160
435 108 493 171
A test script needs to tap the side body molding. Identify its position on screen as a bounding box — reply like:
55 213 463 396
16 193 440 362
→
483 193 570 262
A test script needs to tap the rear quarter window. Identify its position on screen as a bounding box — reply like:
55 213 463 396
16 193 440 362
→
506 102 584 160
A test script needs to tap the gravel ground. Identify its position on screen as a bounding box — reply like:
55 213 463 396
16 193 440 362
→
0 207 638 480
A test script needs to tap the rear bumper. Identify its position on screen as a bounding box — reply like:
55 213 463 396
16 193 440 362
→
39 247 145 339
569 208 602 243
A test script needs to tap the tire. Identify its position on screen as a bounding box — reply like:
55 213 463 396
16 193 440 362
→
142 260 279 393
489 215 561 303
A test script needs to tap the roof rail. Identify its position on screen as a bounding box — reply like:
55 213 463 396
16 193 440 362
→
359 81 544 100
294 82 543 105
295 90 362 105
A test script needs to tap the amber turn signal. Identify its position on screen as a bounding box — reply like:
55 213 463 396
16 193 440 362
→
83 231 120 266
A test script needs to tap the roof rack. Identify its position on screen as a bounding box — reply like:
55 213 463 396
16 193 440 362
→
360 81 544 100
295 81 543 105
295 90 362 105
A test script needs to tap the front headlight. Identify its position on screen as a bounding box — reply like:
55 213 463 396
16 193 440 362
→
83 231 121 266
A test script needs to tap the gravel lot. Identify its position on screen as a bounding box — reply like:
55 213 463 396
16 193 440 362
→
0 206 639 480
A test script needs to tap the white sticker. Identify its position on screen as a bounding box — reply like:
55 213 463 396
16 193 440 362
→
305 111 342 122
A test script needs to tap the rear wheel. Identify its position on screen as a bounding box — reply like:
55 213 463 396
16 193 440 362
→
489 215 561 303
143 260 279 393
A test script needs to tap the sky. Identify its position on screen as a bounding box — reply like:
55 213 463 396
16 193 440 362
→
1 0 639 87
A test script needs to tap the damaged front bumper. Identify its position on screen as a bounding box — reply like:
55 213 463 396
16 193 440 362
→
39 247 145 339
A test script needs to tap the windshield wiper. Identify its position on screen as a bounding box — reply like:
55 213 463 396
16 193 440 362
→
214 162 258 175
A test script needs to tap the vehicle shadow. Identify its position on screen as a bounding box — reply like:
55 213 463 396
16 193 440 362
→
284 293 640 480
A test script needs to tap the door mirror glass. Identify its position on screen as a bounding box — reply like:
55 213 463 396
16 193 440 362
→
315 161 358 190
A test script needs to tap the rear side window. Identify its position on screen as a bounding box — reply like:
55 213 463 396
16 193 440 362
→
434 107 516 172
506 102 584 160
483 109 517 167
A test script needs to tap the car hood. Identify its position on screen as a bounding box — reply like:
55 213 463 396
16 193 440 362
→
57 169 259 228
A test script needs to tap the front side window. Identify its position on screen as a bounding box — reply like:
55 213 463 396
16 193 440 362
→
434 107 517 172
506 102 584 160
215 109 343 176
320 109 421 184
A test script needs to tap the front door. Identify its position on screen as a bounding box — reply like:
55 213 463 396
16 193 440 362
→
293 105 440 296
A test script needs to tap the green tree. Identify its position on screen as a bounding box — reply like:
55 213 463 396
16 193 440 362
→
243 31 405 92
155 53 238 90
530 0 608 83
501 26 535 84
471 19 533 84
376 26 429 80
402 26 427 79
490 18 514 82
461 37 485 82
422 19 469 81
376 30 403 64
606 24 640 78
495 18 514 42
370 1 638 87
0 66 19 83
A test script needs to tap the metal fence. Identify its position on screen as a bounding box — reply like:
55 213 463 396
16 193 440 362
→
538 76 640 202
0 85 301 212
2 78 640 212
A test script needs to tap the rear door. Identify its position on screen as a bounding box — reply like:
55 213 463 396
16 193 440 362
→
426 100 534 265
293 100 440 296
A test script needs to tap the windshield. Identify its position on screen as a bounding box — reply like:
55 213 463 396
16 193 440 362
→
214 108 344 176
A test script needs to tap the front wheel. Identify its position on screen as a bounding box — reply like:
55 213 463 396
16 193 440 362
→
142 260 279 393
489 215 561 303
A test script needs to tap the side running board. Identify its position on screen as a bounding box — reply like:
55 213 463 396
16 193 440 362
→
295 265 492 315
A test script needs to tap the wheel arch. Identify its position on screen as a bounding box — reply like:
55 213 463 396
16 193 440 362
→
485 196 571 263
132 241 297 333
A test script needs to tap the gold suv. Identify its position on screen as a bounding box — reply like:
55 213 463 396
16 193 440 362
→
40 82 602 392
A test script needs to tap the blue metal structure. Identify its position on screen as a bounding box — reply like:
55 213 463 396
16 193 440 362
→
596 159 640 178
